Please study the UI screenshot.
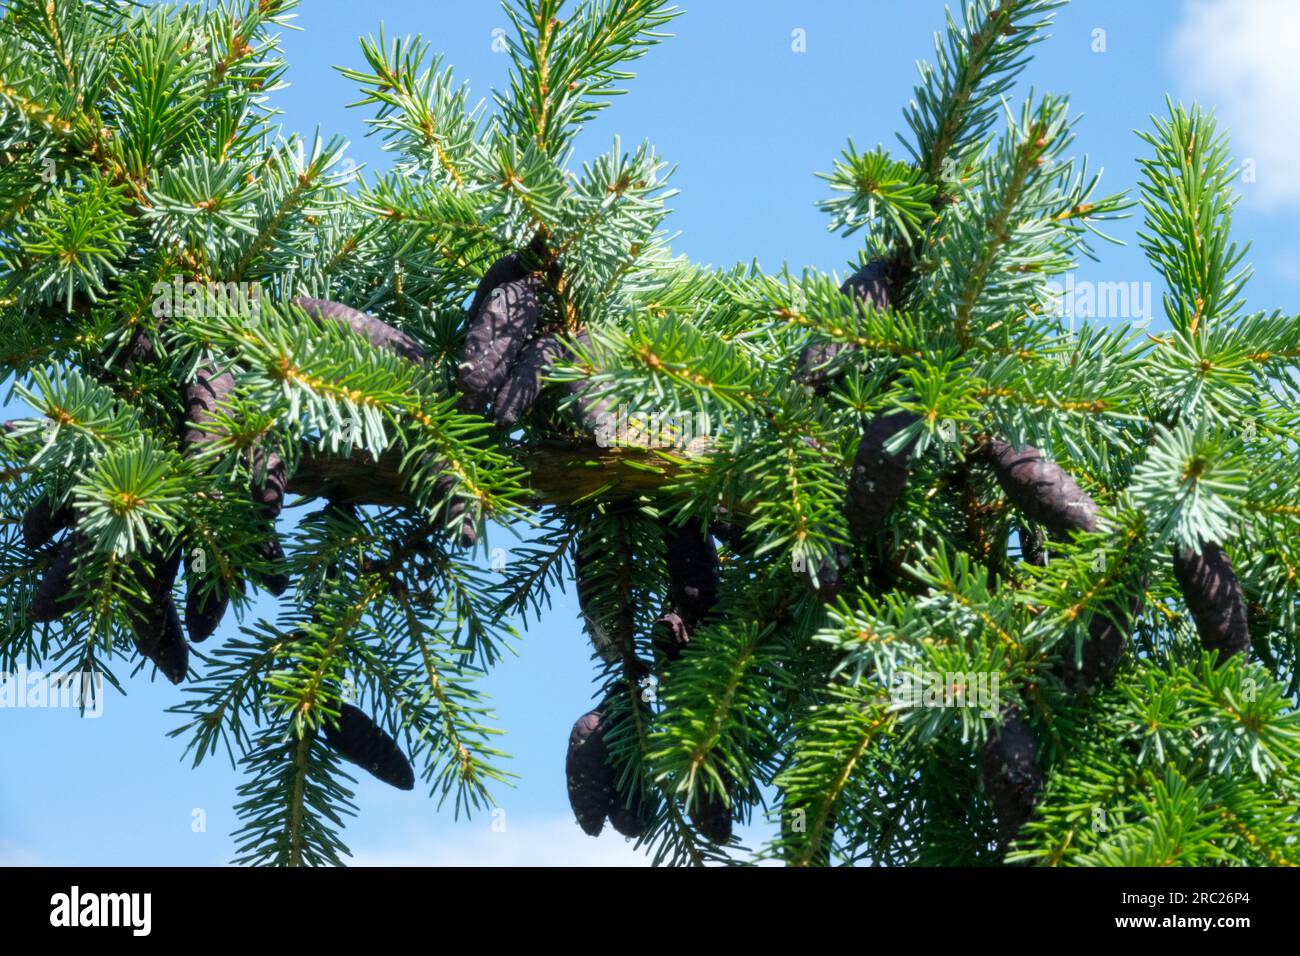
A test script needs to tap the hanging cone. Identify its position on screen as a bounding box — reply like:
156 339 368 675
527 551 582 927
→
566 709 614 836
184 578 228 643
292 297 427 364
607 783 653 840
662 520 719 624
1172 542 1250 664
183 363 236 452
1017 522 1046 567
21 496 74 550
846 410 919 540
690 779 733 845
457 273 543 415
492 334 565 427
980 707 1043 842
797 258 892 394
323 703 416 791
127 550 189 684
984 439 1098 537
560 331 614 437
29 534 80 622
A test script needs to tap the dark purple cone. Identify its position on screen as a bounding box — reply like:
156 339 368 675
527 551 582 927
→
796 340 855 394
652 520 721 662
466 253 530 320
142 600 189 684
797 259 892 393
492 334 565 427
653 611 690 663
22 496 74 550
185 579 228 643
707 515 744 550
292 298 427 365
1172 542 1250 664
663 521 720 629
985 439 1098 538
183 364 236 451
324 703 416 791
1061 587 1144 692
846 411 919 541
128 550 189 684
1018 523 1046 567
253 537 290 596
457 275 543 415
124 326 156 366
566 709 614 836
607 785 652 839
29 534 79 622
840 258 892 309
980 707 1043 842
250 451 287 520
560 331 614 436
808 546 851 603
690 786 733 845
575 543 622 664
432 473 477 549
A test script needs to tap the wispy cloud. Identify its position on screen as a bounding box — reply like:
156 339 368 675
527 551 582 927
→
0 840 46 866
1169 0 1300 208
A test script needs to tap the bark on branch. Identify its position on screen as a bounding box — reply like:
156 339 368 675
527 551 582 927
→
288 439 690 509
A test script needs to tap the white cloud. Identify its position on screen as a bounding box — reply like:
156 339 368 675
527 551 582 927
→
347 816 653 867
1169 0 1300 208
0 840 45 866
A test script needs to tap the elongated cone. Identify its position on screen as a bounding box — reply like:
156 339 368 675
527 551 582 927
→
185 579 228 643
432 473 477 549
458 274 543 415
707 514 744 550
560 331 613 436
29 535 79 622
846 411 919 541
183 364 235 451
655 520 721 662
22 496 73 550
1062 587 1144 691
664 521 719 628
249 451 290 594
566 709 614 836
250 451 287 520
980 707 1042 841
690 781 733 845
129 550 189 684
493 334 565 427
466 252 529 320
985 439 1098 537
252 536 290 596
1018 522 1046 567
653 611 689 664
608 784 653 840
324 703 416 791
808 547 851 603
797 259 891 393
575 541 623 664
142 600 189 684
292 298 427 364
1173 542 1250 664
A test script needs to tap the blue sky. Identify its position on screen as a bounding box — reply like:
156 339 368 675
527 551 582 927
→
4 0 1300 866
